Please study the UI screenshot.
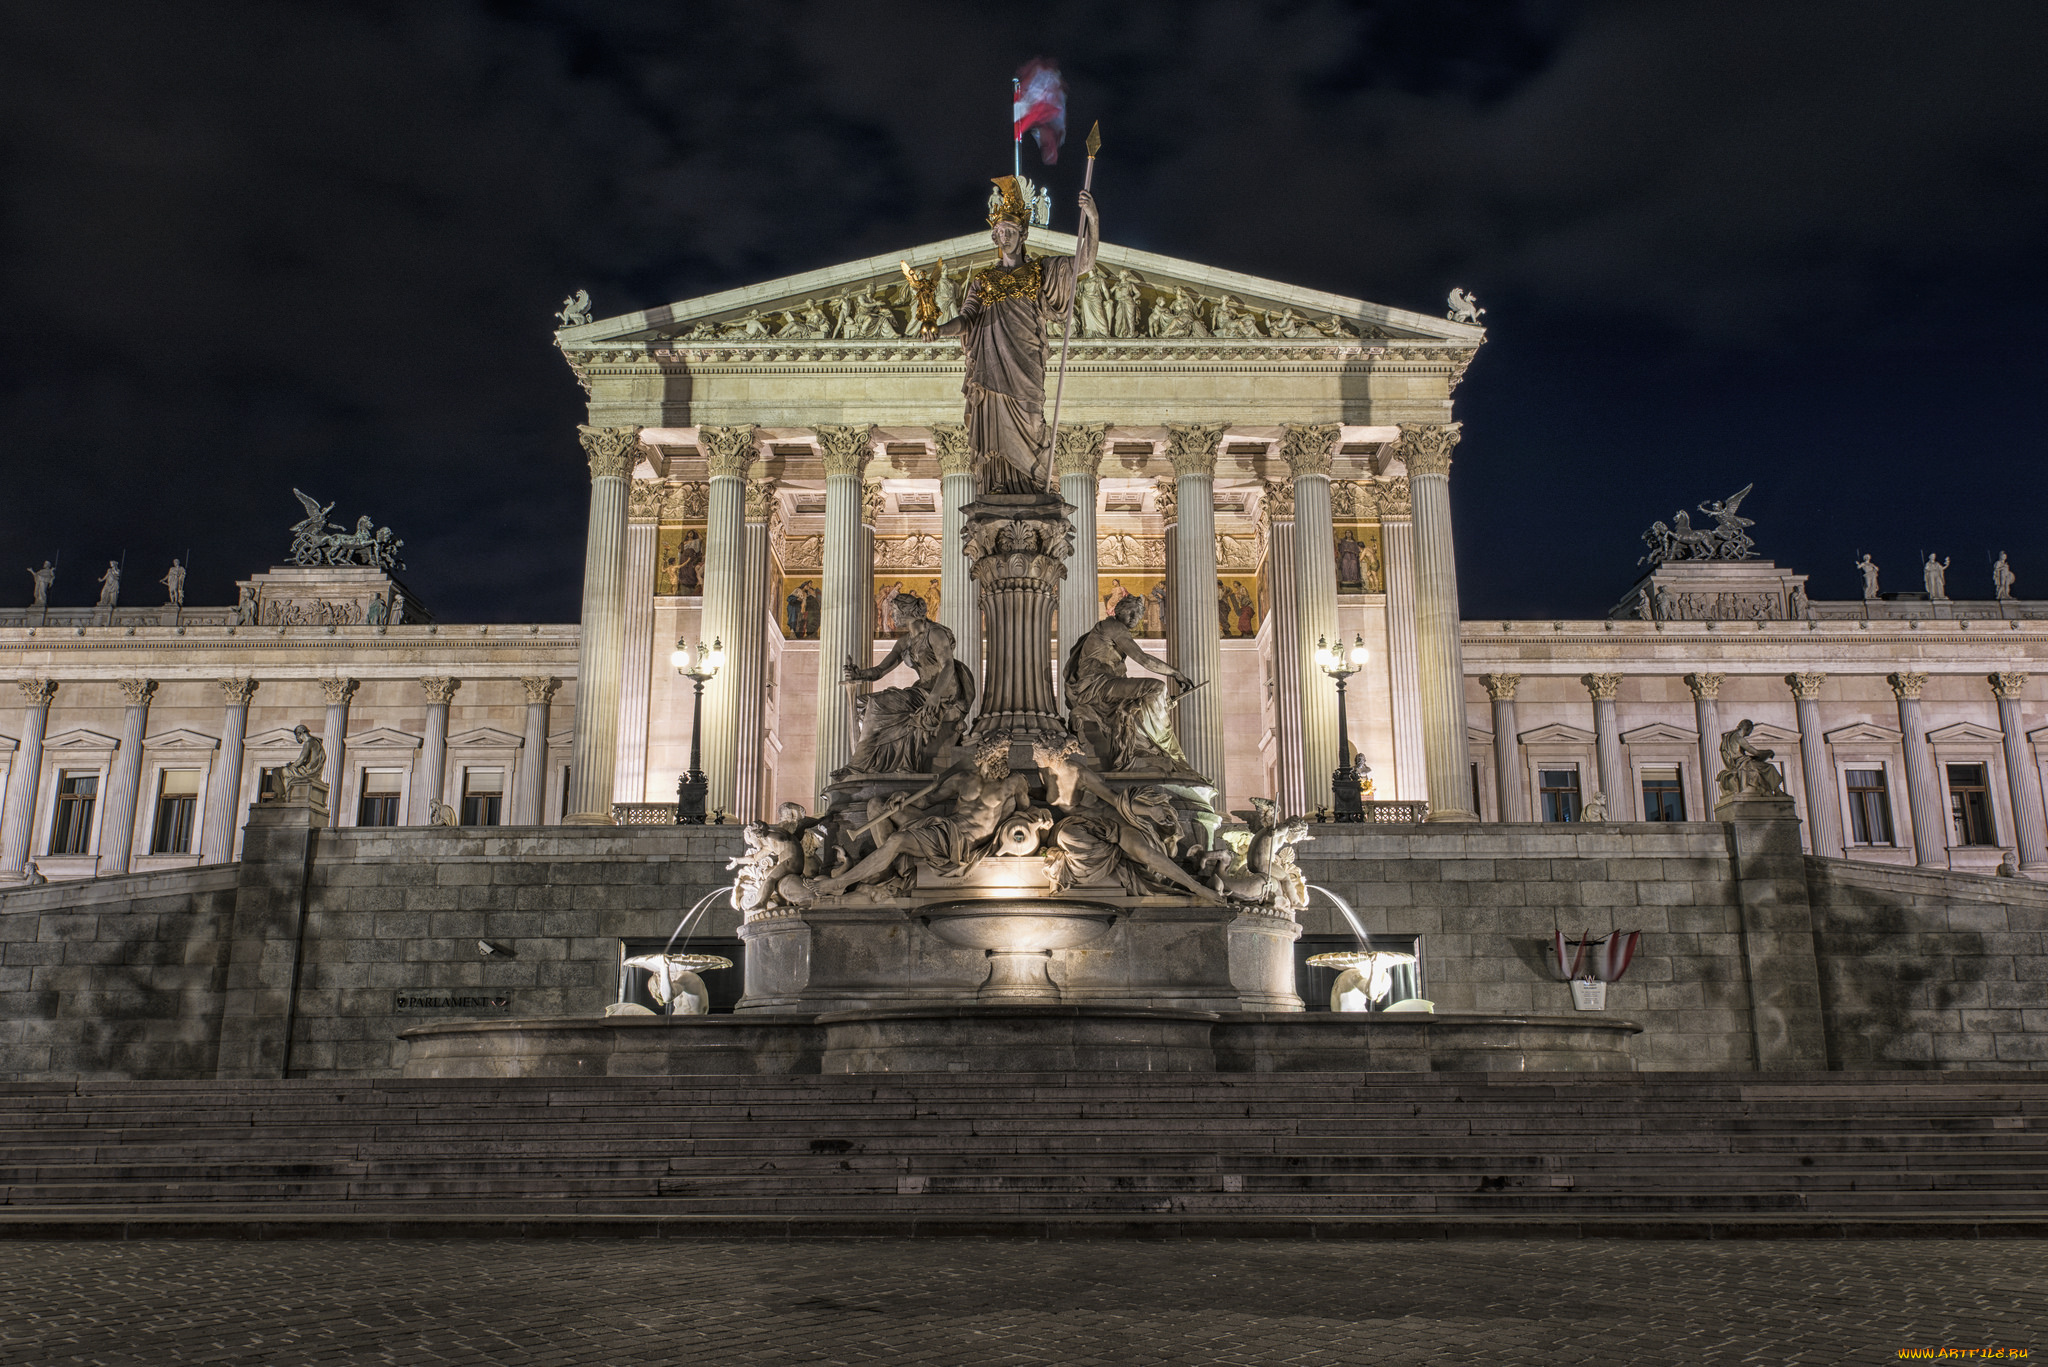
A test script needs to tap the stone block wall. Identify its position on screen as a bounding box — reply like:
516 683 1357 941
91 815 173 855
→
1807 859 2048 1069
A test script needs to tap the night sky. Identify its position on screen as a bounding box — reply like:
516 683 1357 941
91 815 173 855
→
5 2 2045 624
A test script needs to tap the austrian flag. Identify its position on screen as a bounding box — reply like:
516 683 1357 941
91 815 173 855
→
1013 58 1067 164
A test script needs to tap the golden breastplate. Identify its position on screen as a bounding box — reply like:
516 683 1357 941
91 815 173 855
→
973 258 1044 306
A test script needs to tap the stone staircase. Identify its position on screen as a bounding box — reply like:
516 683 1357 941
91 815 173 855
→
2 1072 2045 1237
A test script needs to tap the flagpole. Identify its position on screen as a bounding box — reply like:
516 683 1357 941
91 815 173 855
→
1045 122 1100 459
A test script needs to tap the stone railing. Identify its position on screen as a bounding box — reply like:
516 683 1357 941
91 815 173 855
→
1362 801 1427 823
612 803 679 826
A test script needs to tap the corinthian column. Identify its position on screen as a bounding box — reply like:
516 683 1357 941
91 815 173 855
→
1685 673 1724 803
1890 671 1946 868
99 679 157 873
567 425 644 824
319 678 357 811
0 680 56 878
1482 674 1527 821
1785 673 1842 857
733 479 775 821
1263 480 1305 814
201 678 254 865
699 425 755 815
1054 423 1107 704
1400 423 1474 820
1583 673 1628 819
1380 481 1425 799
514 677 557 824
813 425 871 800
933 425 980 698
614 491 658 805
1166 422 1227 789
415 677 457 820
1990 673 2048 872
1157 480 1179 665
1284 423 1341 811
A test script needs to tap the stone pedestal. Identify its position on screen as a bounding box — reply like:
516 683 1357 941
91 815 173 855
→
963 492 1073 742
237 565 416 628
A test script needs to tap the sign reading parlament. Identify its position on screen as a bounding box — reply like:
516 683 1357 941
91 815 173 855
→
394 993 511 1012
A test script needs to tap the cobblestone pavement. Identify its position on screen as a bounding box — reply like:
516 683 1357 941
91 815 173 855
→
0 1238 2041 1365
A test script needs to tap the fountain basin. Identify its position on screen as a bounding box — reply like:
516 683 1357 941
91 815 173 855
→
921 899 1118 1002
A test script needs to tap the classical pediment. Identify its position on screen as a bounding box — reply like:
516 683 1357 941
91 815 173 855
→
141 728 220 751
557 231 1483 373
1519 723 1596 746
1620 722 1699 747
1927 721 2005 745
447 726 526 750
44 727 121 751
1825 721 1902 746
347 726 423 750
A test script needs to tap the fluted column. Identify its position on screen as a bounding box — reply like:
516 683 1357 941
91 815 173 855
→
201 678 254 865
96 679 157 873
0 680 56 878
1400 424 1474 820
1381 499 1426 800
1167 423 1227 789
614 511 657 803
567 425 642 824
1263 482 1305 814
1482 674 1528 821
415 677 457 821
734 480 774 821
1684 673 1724 805
700 425 755 815
1786 673 1842 857
1284 424 1342 812
1054 423 1107 704
1891 671 1946 868
319 678 356 817
1990 672 2048 872
813 425 871 801
933 425 981 700
1583 673 1628 819
860 476 881 677
515 677 557 824
1158 482 1179 664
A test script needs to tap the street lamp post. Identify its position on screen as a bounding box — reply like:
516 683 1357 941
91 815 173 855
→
670 636 724 824
1314 632 1372 823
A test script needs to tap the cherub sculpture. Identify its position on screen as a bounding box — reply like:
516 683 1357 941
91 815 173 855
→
728 802 825 913
1203 797 1312 913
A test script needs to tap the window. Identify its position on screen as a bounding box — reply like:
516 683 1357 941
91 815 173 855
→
461 769 504 826
1539 768 1581 823
1846 768 1895 845
49 772 98 855
358 770 403 827
151 770 201 854
1948 763 1997 846
1640 765 1686 822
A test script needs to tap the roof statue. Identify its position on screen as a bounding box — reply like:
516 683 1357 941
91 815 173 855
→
289 488 406 571
1447 287 1485 324
1638 484 1759 566
555 289 593 328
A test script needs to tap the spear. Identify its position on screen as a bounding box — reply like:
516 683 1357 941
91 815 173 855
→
1045 121 1100 459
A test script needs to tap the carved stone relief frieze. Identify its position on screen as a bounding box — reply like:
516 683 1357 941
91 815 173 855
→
1096 532 1164 571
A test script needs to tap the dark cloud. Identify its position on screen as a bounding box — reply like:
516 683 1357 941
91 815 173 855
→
2 0 2044 621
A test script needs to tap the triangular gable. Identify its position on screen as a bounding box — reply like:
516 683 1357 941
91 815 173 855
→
346 726 423 750
1745 723 1800 746
141 727 219 751
446 726 526 749
1825 721 1902 745
547 728 575 749
1466 724 1494 746
245 727 307 749
43 727 121 751
1927 721 2005 745
1620 722 1698 746
1518 723 1596 745
0 733 15 753
561 230 1483 349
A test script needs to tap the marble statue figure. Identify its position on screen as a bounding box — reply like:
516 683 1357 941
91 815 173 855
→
842 594 974 775
555 289 592 327
160 559 185 608
1924 553 1950 601
1201 797 1311 913
1639 486 1758 565
26 561 53 608
1064 595 1200 776
926 175 1099 492
1857 554 1881 600
1075 270 1111 338
278 724 325 787
233 585 257 625
1109 269 1143 339
729 802 825 912
1652 583 1677 621
1582 792 1608 822
1717 720 1788 801
1032 737 1219 901
96 561 120 609
427 799 460 827
1446 288 1485 324
366 594 387 627
818 739 1032 894
1995 552 2016 601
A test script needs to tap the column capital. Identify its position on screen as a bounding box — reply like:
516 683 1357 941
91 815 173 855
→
116 679 158 706
931 423 974 476
419 676 459 706
319 678 360 705
577 424 650 481
1581 672 1622 701
700 424 757 479
1165 422 1226 477
1281 423 1340 479
815 424 874 477
1889 671 1929 700
1153 479 1178 526
1990 671 2029 700
1683 672 1725 700
1395 422 1462 478
1054 422 1108 477
744 478 777 523
1784 671 1826 701
1481 672 1520 701
1261 479 1296 522
16 679 57 708
218 677 257 706
522 676 560 705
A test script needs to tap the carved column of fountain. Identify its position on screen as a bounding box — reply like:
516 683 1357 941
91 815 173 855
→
964 490 1073 742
